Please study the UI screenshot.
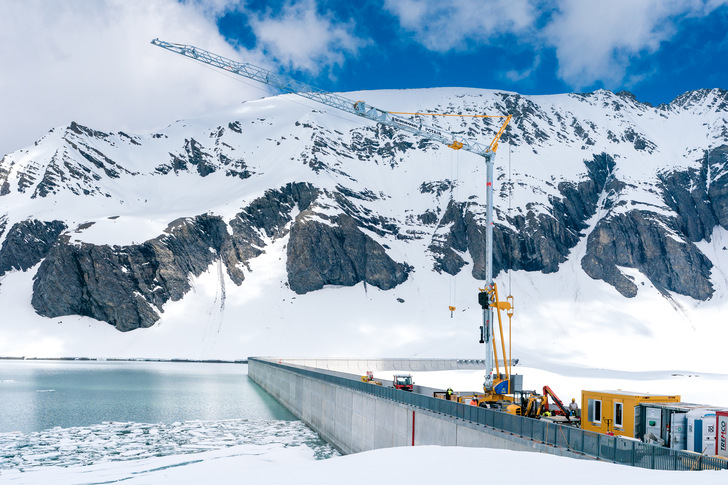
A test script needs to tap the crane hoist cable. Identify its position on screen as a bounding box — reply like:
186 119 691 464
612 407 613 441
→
508 142 513 296
507 142 514 380
447 146 460 318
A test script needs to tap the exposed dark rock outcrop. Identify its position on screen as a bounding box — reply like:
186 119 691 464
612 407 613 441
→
29 181 412 330
32 214 230 331
429 200 469 275
580 145 728 299
287 213 411 294
430 153 618 278
580 210 713 299
225 182 320 284
29 183 319 331
163 138 217 176
0 219 67 276
659 145 728 242
0 156 11 196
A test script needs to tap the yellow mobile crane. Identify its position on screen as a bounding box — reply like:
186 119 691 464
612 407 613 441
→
151 39 518 403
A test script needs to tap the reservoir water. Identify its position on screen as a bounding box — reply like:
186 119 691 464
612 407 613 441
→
0 360 337 470
0 360 294 433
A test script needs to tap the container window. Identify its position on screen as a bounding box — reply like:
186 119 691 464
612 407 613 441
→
614 402 623 428
588 399 602 423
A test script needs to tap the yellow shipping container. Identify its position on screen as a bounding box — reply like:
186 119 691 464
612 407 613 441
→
581 390 681 437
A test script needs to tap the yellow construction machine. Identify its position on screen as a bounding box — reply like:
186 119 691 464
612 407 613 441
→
506 386 576 425
360 371 382 386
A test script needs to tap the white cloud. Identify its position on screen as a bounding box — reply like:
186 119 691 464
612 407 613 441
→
541 0 728 90
249 0 366 73
384 0 728 90
382 0 538 52
0 0 264 158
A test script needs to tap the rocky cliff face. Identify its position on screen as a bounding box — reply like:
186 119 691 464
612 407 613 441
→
0 87 726 331
0 219 67 275
23 182 409 330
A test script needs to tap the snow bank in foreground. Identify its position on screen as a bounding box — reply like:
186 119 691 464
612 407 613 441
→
3 445 726 485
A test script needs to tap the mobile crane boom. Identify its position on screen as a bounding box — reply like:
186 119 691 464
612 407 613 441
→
151 38 515 399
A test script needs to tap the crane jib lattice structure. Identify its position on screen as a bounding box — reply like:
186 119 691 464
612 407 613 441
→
151 38 515 398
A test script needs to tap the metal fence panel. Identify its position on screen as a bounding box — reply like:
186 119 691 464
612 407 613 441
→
652 446 677 470
521 416 535 441
615 437 635 466
599 434 616 462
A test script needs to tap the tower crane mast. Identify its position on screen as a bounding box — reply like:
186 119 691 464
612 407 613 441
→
151 38 517 402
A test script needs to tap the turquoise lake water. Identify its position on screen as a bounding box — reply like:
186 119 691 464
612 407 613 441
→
0 360 339 470
0 360 295 434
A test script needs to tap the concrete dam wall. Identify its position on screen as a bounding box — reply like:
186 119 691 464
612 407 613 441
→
248 358 728 471
248 357 581 457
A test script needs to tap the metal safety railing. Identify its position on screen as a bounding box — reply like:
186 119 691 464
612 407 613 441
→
249 358 728 471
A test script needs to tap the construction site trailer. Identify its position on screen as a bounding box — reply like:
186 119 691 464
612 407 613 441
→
717 411 728 457
581 390 680 438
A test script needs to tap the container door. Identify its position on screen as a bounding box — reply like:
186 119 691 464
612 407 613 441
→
687 414 697 452
702 415 717 455
694 418 703 453
670 413 687 450
644 407 661 439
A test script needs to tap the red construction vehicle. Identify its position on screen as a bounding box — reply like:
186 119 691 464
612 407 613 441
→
393 374 413 392
542 385 573 422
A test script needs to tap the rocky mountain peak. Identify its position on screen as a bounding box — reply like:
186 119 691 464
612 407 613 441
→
0 86 726 332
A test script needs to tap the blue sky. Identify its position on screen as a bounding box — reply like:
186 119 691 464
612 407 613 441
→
214 0 728 106
1 0 727 157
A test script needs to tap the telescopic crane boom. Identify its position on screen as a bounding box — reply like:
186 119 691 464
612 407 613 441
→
151 38 516 400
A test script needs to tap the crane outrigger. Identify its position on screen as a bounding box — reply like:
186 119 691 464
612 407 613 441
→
151 38 519 404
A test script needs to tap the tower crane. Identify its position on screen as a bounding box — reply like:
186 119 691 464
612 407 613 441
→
151 38 518 404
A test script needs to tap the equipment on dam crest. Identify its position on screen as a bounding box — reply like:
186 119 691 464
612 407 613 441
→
478 286 520 405
250 358 728 470
503 385 576 424
393 374 413 391
542 385 574 422
361 371 382 385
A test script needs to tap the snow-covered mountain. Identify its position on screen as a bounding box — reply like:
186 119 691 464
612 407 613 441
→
1 87 727 370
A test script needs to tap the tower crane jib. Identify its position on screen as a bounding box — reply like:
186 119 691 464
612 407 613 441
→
150 39 508 158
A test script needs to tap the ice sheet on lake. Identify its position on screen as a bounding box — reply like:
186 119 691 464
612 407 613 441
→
0 419 338 471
